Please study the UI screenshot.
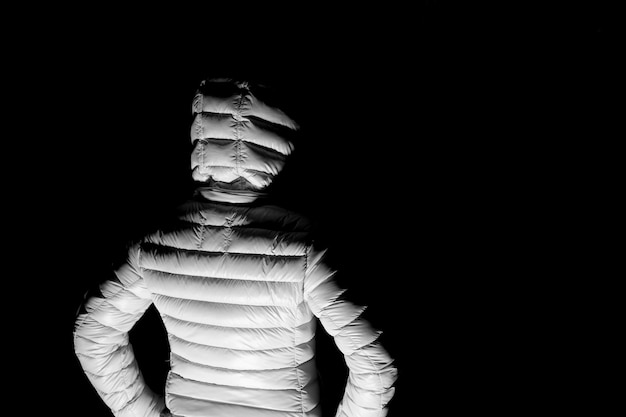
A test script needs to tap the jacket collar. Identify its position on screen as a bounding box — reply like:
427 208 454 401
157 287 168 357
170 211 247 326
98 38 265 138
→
193 186 267 204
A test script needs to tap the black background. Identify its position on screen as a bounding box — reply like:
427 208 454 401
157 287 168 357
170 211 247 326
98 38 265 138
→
9 3 615 416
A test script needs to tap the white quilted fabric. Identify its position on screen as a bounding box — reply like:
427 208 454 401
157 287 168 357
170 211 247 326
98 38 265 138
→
74 79 397 417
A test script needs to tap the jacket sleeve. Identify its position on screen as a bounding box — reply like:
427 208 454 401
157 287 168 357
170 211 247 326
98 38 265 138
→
304 246 398 417
73 243 165 417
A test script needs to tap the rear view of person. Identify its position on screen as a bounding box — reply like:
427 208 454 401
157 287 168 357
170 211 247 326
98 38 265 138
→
74 78 397 417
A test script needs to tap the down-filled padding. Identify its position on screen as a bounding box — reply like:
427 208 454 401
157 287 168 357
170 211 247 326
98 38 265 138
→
74 79 397 417
190 78 299 189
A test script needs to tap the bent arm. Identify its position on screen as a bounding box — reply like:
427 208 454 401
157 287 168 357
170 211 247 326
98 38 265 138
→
74 244 164 417
304 247 397 417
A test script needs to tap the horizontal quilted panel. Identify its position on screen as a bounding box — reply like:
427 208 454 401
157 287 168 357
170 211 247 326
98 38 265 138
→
144 270 302 307
169 353 318 391
162 315 315 350
166 373 319 413
168 334 315 370
153 294 298 329
192 80 299 130
140 243 306 282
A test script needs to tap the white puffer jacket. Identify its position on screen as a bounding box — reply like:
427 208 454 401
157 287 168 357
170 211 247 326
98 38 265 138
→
74 79 397 417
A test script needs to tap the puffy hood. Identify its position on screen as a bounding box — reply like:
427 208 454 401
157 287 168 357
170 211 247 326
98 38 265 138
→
190 78 299 203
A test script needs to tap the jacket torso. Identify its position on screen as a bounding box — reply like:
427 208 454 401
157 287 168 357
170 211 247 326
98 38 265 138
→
141 198 321 416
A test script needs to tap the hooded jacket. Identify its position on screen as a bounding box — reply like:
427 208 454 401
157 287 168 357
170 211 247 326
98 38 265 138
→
74 78 397 417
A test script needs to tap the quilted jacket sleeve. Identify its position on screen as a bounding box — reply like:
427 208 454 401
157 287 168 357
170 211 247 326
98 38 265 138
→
304 246 398 417
73 243 165 417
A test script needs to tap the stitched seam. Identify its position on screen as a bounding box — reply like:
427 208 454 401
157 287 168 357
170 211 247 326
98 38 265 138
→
196 211 208 249
153 293 295 309
141 242 307 259
187 163 275 175
145 269 303 284
270 234 279 256
162 313 313 331
198 135 290 159
195 118 205 175
150 223 309 240
234 91 244 175
297 245 312 416
297 244 306 414
168 371 306 392
294 300 305 416
222 214 235 252
196 225 206 250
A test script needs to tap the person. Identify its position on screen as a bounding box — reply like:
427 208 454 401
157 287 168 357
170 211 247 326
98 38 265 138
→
73 77 397 417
